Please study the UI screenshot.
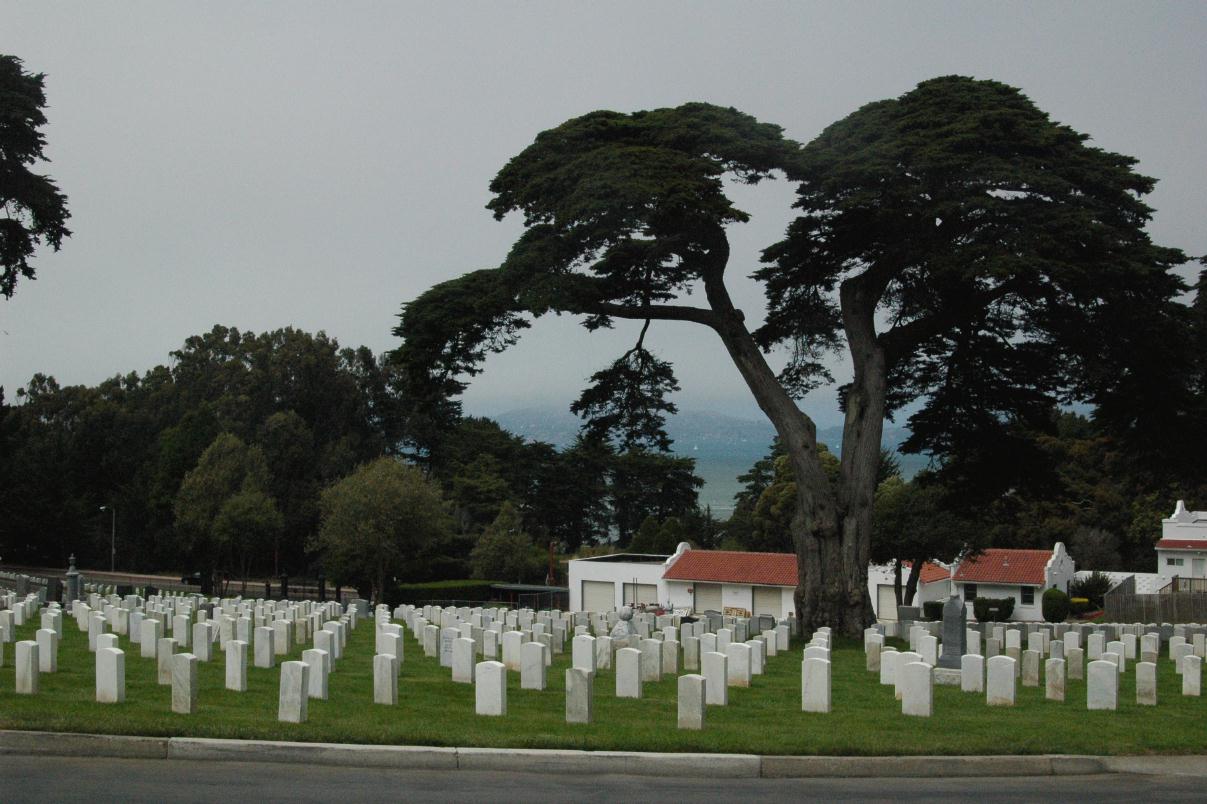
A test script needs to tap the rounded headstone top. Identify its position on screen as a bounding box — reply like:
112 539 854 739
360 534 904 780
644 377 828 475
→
618 605 633 622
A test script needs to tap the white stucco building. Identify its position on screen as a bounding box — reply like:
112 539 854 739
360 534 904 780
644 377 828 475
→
1156 500 1207 582
567 543 795 617
950 543 1075 621
867 561 953 621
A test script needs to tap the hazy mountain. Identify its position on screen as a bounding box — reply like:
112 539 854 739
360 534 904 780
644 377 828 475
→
486 405 929 513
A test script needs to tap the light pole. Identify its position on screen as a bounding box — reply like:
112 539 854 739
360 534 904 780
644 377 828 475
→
99 505 115 571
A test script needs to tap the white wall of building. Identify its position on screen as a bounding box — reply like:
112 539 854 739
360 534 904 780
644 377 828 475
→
1157 501 1207 581
1045 542 1075 592
567 557 670 612
954 581 1044 622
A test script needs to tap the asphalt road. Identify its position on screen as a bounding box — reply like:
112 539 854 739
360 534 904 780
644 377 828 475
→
0 756 1203 803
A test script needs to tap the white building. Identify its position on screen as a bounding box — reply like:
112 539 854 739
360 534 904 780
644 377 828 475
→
568 543 946 620
867 561 953 621
568 542 795 617
950 543 1075 621
1156 500 1207 581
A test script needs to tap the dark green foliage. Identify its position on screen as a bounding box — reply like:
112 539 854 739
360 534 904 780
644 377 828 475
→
470 501 540 583
922 601 944 621
1042 588 1071 623
757 75 1189 500
973 597 1015 622
0 326 407 574
0 54 71 298
314 458 454 603
389 579 501 606
571 338 680 452
1069 571 1115 609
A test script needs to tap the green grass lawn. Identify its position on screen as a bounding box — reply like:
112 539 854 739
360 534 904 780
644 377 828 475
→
1 613 1205 755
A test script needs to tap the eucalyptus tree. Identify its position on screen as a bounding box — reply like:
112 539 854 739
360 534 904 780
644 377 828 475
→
395 77 1186 635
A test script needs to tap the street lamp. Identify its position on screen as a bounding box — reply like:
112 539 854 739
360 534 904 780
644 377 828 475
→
99 505 115 572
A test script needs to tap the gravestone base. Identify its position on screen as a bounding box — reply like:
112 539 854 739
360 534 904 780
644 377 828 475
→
933 668 962 686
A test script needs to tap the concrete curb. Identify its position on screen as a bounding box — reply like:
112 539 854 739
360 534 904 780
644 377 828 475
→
0 730 1200 778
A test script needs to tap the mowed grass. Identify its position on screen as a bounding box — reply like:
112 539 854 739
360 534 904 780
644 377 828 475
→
2 614 1206 756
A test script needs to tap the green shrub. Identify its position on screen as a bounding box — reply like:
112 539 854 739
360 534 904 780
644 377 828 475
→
972 596 1016 622
1068 571 1114 609
391 579 500 606
1069 596 1091 614
1042 588 1070 622
922 601 944 621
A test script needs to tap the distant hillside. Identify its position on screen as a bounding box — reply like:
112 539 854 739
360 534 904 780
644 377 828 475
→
486 406 929 514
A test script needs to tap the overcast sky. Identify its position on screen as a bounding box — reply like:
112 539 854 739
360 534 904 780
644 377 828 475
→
2 2 1204 427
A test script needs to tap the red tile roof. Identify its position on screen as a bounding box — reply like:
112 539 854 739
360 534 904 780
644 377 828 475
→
1157 539 1207 550
663 550 797 587
952 548 1053 586
906 560 952 584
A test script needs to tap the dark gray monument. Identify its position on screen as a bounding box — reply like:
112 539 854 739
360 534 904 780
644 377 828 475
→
937 594 967 669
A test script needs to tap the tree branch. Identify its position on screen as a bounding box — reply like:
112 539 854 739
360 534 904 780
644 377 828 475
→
585 301 722 329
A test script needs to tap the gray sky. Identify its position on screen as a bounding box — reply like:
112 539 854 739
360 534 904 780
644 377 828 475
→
2 2 1204 428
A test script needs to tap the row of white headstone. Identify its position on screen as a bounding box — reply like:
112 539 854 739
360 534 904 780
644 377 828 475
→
376 603 808 731
864 623 1205 715
3 589 361 725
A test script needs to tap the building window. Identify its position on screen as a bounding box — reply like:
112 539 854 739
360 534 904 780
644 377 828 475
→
1168 557 1185 567
964 583 978 600
1021 587 1034 605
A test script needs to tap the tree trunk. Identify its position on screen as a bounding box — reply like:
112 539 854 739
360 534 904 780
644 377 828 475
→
903 558 924 606
893 558 903 606
696 235 867 638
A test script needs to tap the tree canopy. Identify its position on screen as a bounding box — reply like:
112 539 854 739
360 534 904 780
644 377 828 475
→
0 54 70 298
313 457 453 603
396 78 1192 635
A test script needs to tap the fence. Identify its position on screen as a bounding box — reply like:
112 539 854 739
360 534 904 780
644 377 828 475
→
1106 590 1207 623
1158 577 1207 594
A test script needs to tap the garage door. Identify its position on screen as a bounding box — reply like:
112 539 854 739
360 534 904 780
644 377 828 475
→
582 580 615 613
877 585 898 621
622 583 659 606
753 586 782 618
694 583 722 613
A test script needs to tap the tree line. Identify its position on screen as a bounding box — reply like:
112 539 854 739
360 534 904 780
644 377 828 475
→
0 325 708 596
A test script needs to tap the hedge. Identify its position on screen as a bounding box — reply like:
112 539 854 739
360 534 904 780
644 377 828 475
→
1042 587 1070 622
972 596 1015 622
391 579 501 606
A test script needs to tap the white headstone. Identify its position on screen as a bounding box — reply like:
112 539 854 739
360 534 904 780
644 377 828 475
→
986 655 1016 706
171 653 199 714
701 651 727 706
14 640 38 695
35 628 58 673
475 661 507 716
96 646 125 704
1087 659 1118 710
801 657 831 713
373 653 398 705
901 661 933 717
278 660 309 723
565 667 593 724
961 653 984 693
726 642 752 688
226 639 248 692
157 637 177 685
302 648 328 699
252 625 275 668
1184 654 1202 697
1045 657 1065 702
1136 661 1158 706
572 634 597 673
677 673 706 730
140 619 162 659
615 647 643 699
453 637 477 684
